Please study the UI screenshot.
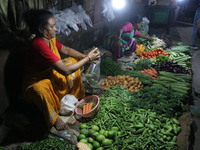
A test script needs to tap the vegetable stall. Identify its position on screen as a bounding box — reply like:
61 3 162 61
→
16 36 192 150
76 37 192 150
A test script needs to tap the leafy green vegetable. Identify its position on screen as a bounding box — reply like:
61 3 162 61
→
132 58 152 71
16 137 74 150
100 59 122 76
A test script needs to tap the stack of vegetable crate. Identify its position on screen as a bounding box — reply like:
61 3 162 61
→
77 40 192 150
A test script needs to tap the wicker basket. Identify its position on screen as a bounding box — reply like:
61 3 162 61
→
75 95 100 118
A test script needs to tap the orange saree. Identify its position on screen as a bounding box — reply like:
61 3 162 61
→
23 38 85 128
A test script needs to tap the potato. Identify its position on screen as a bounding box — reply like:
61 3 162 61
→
77 142 90 150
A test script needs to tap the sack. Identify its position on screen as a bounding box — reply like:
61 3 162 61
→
59 94 78 116
140 17 150 33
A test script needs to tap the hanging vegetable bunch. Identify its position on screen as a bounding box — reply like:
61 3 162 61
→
135 44 145 55
137 48 169 58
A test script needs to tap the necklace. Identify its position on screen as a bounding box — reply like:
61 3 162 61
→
41 37 49 45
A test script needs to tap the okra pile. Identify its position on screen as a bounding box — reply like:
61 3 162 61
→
82 86 182 150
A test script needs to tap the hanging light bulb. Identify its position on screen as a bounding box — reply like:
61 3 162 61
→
112 0 126 9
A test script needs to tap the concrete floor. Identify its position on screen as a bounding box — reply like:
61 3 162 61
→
191 49 200 150
171 22 200 150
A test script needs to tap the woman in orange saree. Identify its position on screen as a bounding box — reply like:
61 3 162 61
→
23 9 100 131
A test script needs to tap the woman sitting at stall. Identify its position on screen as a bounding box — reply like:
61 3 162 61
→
22 9 100 131
104 15 152 59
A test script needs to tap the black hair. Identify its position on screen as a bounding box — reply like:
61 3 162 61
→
23 9 54 35
132 15 143 24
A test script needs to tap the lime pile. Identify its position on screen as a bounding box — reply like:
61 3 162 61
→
78 123 119 150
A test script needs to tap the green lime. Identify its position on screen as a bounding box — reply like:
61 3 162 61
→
80 129 89 136
89 129 96 136
87 143 93 150
108 130 115 138
103 131 109 137
99 129 105 135
80 123 88 129
93 141 100 148
96 147 104 150
91 125 100 131
102 139 113 146
96 134 106 142
80 139 88 144
78 134 86 140
88 137 94 143
111 127 119 131
92 131 99 137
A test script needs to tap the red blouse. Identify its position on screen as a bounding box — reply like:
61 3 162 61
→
27 37 63 70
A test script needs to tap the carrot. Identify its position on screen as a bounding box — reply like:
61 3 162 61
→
147 68 157 74
83 104 87 114
148 70 158 78
145 71 155 77
150 67 158 75
86 103 90 113
87 102 94 113
142 69 157 77
140 70 145 74
83 102 94 114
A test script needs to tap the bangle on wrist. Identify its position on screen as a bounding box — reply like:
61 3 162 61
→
87 55 92 61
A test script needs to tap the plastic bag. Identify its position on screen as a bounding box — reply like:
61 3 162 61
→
71 5 93 30
140 17 150 33
59 94 78 116
85 58 101 88
102 0 115 21
60 24 71 36
52 5 92 35
148 0 157 6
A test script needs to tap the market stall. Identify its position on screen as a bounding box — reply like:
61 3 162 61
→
14 31 193 150
74 37 192 150
0 0 196 149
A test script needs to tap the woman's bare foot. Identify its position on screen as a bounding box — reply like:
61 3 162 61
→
54 116 68 130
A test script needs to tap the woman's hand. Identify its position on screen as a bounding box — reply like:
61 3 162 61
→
87 48 101 61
